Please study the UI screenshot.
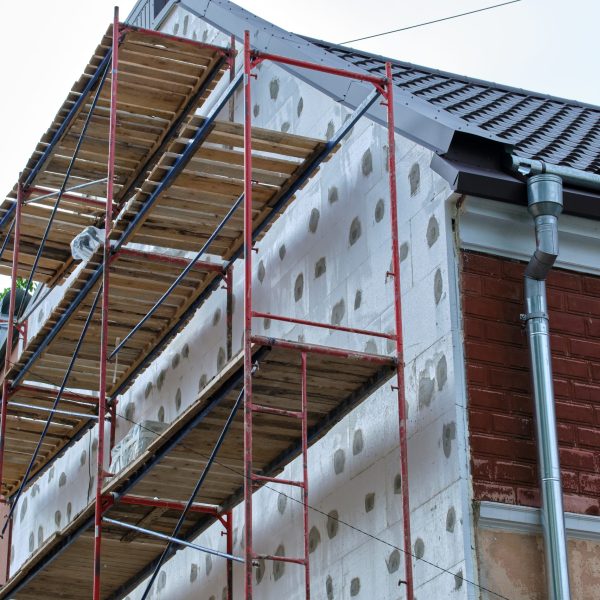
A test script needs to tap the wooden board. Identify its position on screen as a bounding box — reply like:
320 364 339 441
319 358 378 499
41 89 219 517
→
0 23 229 284
0 340 395 599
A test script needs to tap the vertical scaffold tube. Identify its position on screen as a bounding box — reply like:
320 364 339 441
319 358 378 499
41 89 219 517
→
242 29 255 600
301 352 311 599
93 7 119 600
385 62 414 599
0 179 23 499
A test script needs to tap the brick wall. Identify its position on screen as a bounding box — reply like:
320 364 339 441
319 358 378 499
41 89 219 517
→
461 250 600 515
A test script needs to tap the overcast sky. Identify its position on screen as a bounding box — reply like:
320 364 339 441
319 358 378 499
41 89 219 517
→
0 0 598 288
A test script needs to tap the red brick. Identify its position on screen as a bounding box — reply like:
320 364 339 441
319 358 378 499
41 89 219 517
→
553 378 571 398
592 362 600 381
559 447 596 471
495 461 535 484
500 260 526 282
485 321 525 346
464 317 485 340
578 426 600 449
510 393 534 416
470 433 514 459
466 364 487 386
473 482 516 504
552 356 589 380
493 413 531 437
547 269 582 291
549 334 569 354
562 470 579 493
563 495 600 516
567 295 600 317
511 438 537 462
557 422 576 444
570 338 600 361
516 486 540 507
483 277 522 301
582 276 600 295
549 312 587 336
471 457 494 480
546 288 564 310
555 401 594 424
572 382 600 402
469 409 493 432
463 295 518 322
488 367 530 393
587 317 600 337
462 252 503 277
462 272 482 294
466 341 527 368
579 473 600 495
469 388 505 410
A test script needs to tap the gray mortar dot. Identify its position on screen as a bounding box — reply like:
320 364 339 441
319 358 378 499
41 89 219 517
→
409 163 420 196
273 544 286 580
157 570 166 591
308 208 320 233
67 502 72 521
353 429 364 455
80 450 87 466
263 317 271 330
175 388 182 411
277 492 287 514
279 244 286 260
281 121 290 133
20 498 27 522
158 406 165 422
375 198 385 222
192 31 197 41
205 553 212 576
213 308 222 326
294 273 304 302
349 217 362 246
387 549 400 573
414 537 425 559
328 186 339 204
257 260 265 283
325 120 335 141
418 370 435 409
92 438 98 453
55 510 62 528
350 577 361 596
314 257 327 278
202 29 208 42
394 474 402 494
426 215 440 247
59 472 67 487
217 347 226 370
183 15 189 35
38 308 44 323
297 97 304 117
199 373 208 391
326 575 334 599
182 343 190 358
400 242 409 262
190 563 198 582
88 477 95 500
436 355 448 390
333 448 345 474
269 77 280 100
446 506 456 533
173 22 179 35
434 269 443 305
157 369 166 390
144 381 153 399
37 526 44 546
209 596 216 600
222 587 227 600
125 402 135 421
331 299 345 326
455 569 464 590
32 484 39 498
308 526 321 553
443 421 456 458
255 557 265 584
171 352 180 369
327 510 339 539
361 149 373 176
354 289 362 310
365 492 375 512
28 532 34 552
364 339 377 354
253 103 260 117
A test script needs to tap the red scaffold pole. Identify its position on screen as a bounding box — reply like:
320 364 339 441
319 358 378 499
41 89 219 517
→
93 7 119 600
385 62 414 599
301 352 311 599
242 29 255 600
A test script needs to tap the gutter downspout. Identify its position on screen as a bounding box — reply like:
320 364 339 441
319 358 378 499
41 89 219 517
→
522 173 571 600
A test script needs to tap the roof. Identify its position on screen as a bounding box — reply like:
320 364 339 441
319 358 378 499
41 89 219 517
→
307 38 600 175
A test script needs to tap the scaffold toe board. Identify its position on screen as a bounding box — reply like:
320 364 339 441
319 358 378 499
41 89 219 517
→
0 339 395 599
0 23 230 284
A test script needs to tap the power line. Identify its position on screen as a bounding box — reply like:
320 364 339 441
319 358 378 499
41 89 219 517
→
340 0 523 44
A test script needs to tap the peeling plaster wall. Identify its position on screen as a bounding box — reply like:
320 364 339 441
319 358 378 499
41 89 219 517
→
10 6 477 599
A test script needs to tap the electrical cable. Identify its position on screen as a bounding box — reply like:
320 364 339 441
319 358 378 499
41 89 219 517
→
340 0 523 44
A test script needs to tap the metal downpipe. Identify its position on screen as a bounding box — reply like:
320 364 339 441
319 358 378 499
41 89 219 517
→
523 174 571 599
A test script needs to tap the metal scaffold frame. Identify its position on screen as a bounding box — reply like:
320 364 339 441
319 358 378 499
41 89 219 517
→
0 11 413 600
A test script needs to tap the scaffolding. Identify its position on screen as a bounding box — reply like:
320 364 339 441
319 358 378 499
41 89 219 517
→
0 9 413 600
